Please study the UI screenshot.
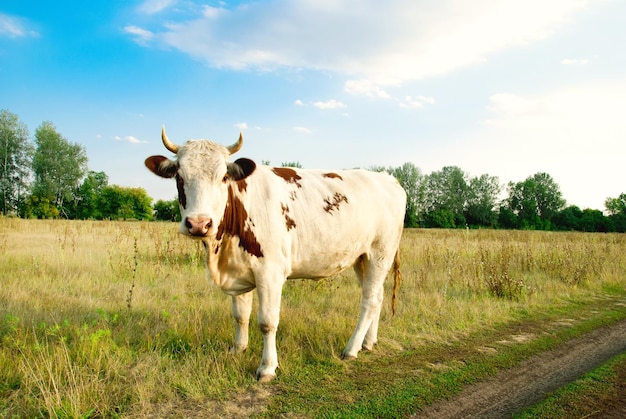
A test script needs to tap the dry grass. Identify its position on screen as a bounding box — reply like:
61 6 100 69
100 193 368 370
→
0 219 625 417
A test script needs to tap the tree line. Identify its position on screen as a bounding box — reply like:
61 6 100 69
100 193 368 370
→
0 110 152 220
383 163 626 232
1 109 625 231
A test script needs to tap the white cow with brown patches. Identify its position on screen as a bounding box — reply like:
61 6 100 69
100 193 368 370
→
145 127 406 382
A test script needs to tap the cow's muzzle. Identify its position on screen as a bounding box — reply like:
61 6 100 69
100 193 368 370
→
184 216 213 237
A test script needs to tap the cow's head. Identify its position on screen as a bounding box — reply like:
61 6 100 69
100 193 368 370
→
145 126 256 237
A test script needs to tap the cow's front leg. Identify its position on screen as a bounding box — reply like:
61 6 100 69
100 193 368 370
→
255 281 284 382
231 291 253 354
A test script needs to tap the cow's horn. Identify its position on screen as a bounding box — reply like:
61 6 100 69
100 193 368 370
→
161 126 179 154
227 132 243 155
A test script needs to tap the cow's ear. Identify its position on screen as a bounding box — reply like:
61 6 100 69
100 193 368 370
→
145 155 177 178
227 158 256 181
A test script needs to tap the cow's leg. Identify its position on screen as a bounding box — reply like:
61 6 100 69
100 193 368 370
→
342 255 389 360
255 279 284 382
231 291 253 354
362 285 384 351
352 256 378 351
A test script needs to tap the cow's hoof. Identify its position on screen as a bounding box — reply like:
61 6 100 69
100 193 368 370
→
229 345 247 355
257 373 275 383
341 353 358 361
362 342 376 351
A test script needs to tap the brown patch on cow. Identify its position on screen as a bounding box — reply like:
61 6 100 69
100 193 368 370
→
236 178 248 193
176 175 186 209
216 185 263 258
289 191 297 201
323 172 343 181
280 203 296 231
272 167 302 188
323 192 349 213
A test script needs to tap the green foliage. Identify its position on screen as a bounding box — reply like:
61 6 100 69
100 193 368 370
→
604 193 626 216
424 208 457 228
388 162 426 227
505 172 565 229
466 174 501 227
22 194 60 219
74 171 109 219
154 198 181 221
425 166 468 223
31 121 88 218
96 185 153 220
0 109 33 215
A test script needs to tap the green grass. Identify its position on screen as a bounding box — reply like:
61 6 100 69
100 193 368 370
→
264 296 626 418
515 352 626 418
0 219 625 417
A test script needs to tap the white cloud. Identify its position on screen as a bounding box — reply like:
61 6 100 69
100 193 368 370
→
313 99 346 110
234 122 248 130
124 25 154 45
485 93 542 117
293 126 312 134
202 5 226 19
294 99 305 106
115 135 147 144
138 0 176 15
344 79 391 99
398 95 435 109
129 0 597 90
561 58 590 65
0 13 38 38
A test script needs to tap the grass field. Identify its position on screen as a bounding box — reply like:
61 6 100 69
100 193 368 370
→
1 218 625 417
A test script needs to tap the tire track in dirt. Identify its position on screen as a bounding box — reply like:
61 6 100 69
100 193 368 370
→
415 318 626 418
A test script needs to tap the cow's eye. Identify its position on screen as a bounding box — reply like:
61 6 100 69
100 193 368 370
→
222 174 229 183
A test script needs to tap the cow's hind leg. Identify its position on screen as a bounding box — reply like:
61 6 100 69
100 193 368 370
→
362 285 384 351
231 291 253 354
352 255 381 351
342 254 389 360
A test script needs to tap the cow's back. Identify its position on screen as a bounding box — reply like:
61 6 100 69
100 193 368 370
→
246 166 406 279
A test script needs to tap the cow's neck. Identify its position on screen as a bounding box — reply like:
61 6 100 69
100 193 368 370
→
216 183 263 258
204 182 262 292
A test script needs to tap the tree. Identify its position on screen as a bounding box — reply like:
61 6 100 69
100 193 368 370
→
505 172 565 229
0 110 33 215
74 171 109 219
580 209 610 232
605 193 626 216
31 122 88 218
154 198 180 221
281 161 302 168
552 205 583 231
388 162 426 227
96 185 153 220
465 174 501 227
497 205 519 229
424 166 468 227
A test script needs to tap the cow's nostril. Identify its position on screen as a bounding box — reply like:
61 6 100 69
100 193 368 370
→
185 216 213 236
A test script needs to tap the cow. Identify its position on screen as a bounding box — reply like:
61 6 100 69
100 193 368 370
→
145 127 406 382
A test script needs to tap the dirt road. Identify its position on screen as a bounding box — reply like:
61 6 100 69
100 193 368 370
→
415 319 626 418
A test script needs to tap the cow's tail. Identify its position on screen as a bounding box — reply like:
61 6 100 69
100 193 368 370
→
391 248 402 317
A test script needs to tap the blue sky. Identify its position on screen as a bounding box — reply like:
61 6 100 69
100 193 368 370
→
1 0 624 210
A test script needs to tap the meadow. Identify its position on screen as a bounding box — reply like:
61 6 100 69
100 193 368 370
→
0 218 625 417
